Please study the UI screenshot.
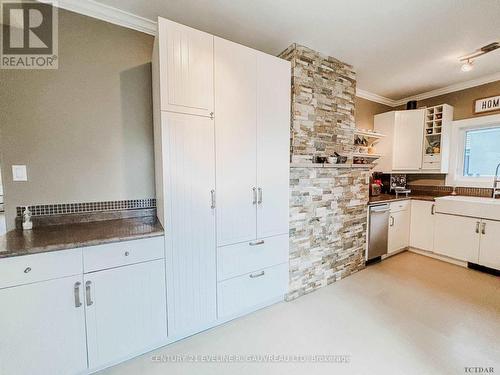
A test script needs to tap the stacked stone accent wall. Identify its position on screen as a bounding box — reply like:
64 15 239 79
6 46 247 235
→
288 167 369 300
279 44 356 163
280 44 368 300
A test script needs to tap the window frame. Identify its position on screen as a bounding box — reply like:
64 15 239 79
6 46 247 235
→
446 114 500 188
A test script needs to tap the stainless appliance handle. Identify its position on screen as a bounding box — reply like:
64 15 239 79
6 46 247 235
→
249 240 265 246
74 282 82 308
249 271 265 278
257 187 262 204
85 280 93 306
252 187 257 205
210 189 216 209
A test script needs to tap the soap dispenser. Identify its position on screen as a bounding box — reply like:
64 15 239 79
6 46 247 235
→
22 206 33 230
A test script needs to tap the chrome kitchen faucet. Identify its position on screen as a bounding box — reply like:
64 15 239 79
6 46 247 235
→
493 163 500 198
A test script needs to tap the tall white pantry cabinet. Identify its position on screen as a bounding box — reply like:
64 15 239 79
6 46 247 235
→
153 18 291 340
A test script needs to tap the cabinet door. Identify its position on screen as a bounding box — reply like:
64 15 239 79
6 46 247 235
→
388 209 410 253
158 18 214 117
434 214 480 262
256 52 291 238
215 37 258 245
162 112 217 337
85 260 167 370
409 200 435 251
392 110 424 170
478 219 500 270
0 276 87 375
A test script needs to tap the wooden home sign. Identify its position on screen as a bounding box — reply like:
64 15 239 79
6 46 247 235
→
474 95 500 114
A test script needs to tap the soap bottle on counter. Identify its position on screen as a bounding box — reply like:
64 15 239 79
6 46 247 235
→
22 206 33 230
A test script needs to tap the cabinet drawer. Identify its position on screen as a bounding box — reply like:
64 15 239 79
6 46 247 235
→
390 200 410 213
423 154 440 163
422 161 441 170
217 235 288 281
83 236 164 273
217 263 288 319
0 249 82 289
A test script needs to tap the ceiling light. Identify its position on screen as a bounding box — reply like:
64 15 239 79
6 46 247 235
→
461 59 473 72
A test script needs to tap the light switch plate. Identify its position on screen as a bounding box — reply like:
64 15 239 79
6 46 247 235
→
12 165 28 181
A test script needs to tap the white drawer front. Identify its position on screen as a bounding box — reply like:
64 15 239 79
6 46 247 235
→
217 263 288 319
423 154 440 163
0 249 82 289
217 235 288 281
422 161 441 170
390 200 410 213
83 236 164 273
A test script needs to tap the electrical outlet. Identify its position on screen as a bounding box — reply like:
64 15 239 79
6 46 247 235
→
12 165 27 181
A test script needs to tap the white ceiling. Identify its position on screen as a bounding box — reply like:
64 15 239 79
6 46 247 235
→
94 0 500 101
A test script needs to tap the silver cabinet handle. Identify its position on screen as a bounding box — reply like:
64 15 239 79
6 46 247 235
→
124 251 130 257
249 240 265 246
390 216 395 227
74 282 82 308
475 221 480 234
209 111 214 120
249 270 265 278
257 187 262 204
210 189 216 209
431 204 435 215
85 280 93 306
481 222 486 235
252 187 257 205
24 267 31 274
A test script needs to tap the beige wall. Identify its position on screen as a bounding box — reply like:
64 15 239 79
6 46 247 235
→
356 80 500 130
405 80 500 120
0 10 155 229
354 96 392 130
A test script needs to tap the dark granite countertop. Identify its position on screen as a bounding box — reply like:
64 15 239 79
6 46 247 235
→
0 216 164 259
368 193 444 205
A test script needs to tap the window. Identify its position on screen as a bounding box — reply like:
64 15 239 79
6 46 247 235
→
462 126 500 177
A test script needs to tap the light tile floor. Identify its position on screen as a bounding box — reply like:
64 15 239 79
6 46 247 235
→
99 252 500 375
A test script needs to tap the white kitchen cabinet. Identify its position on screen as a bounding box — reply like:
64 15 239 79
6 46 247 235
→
409 200 435 251
0 275 88 375
478 219 500 270
215 37 258 246
256 51 291 238
375 109 425 172
85 259 167 370
388 204 410 254
161 111 217 338
157 18 214 117
434 214 480 263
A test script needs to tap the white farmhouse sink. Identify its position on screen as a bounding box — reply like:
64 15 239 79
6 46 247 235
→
435 196 500 221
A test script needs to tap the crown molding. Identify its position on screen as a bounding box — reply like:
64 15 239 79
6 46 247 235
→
56 0 157 35
355 89 397 107
392 72 500 106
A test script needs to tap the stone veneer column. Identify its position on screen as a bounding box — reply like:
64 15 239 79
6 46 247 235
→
280 44 369 300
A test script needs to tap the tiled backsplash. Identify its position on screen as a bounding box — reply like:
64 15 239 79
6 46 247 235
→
408 184 494 198
16 199 156 217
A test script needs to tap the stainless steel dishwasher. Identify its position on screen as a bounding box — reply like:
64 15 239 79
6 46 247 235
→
367 203 390 261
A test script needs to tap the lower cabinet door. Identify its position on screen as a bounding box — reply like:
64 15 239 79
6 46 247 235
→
478 219 500 270
0 276 88 375
434 214 480 262
217 263 288 319
85 260 167 370
409 200 435 251
388 209 410 254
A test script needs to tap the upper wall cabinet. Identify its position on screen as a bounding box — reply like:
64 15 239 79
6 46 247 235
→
157 18 214 117
374 105 453 174
375 109 425 172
